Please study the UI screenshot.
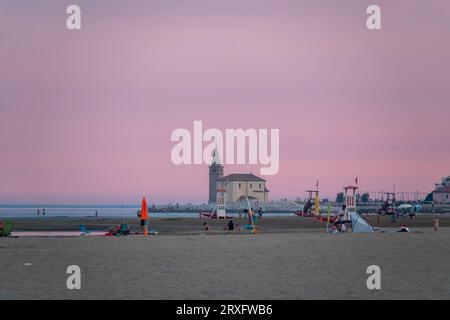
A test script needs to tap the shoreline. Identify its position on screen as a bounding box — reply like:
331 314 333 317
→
4 215 450 234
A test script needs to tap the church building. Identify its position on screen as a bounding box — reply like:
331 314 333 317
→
208 152 269 204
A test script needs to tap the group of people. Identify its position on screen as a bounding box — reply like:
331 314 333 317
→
36 209 46 217
330 223 347 234
106 223 130 236
202 219 238 232
329 205 350 233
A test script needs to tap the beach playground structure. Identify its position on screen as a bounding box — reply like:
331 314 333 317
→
295 189 320 217
343 185 374 233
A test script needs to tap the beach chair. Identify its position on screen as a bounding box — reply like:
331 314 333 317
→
0 221 14 237
79 225 90 235
241 224 260 234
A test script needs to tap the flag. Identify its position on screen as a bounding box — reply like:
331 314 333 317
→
315 194 320 216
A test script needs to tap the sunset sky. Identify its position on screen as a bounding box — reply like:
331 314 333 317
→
1 0 449 204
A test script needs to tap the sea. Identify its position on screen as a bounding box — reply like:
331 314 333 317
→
0 205 293 218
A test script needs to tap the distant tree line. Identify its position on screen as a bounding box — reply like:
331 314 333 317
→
335 192 370 203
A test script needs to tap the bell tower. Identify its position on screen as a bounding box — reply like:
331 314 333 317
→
208 148 224 204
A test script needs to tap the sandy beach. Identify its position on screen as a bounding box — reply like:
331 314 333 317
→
1 215 449 300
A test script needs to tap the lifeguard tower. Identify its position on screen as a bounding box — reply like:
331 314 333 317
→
199 187 230 219
343 185 358 220
215 187 227 218
378 192 396 215
385 192 396 215
343 184 374 233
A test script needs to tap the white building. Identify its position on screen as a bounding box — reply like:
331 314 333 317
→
432 176 450 204
208 149 269 204
217 173 269 203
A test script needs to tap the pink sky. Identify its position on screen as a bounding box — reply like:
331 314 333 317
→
1 0 449 204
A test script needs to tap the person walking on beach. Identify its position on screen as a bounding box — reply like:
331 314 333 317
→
95 210 98 218
37 209 40 217
433 215 440 232
42 209 46 217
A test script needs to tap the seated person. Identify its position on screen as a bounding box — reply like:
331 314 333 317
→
202 222 209 231
120 223 130 235
107 224 121 236
399 225 410 232
224 220 234 231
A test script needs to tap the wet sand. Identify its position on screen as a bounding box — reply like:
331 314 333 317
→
1 216 449 299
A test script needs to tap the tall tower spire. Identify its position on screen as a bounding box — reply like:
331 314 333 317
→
211 146 222 165
208 146 224 204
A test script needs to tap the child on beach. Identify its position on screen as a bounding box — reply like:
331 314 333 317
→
433 216 439 232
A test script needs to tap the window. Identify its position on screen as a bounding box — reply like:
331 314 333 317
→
259 184 262 189
250 184 252 189
238 183 241 189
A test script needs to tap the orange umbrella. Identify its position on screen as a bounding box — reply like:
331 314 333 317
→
141 197 149 236
141 197 149 221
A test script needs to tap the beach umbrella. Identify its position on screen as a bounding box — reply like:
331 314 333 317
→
141 197 149 236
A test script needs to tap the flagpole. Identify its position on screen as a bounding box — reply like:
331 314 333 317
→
326 203 331 233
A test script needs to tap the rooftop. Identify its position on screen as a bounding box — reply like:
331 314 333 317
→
218 173 265 182
434 186 450 193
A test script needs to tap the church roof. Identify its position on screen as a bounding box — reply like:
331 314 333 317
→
434 186 450 193
218 173 265 182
